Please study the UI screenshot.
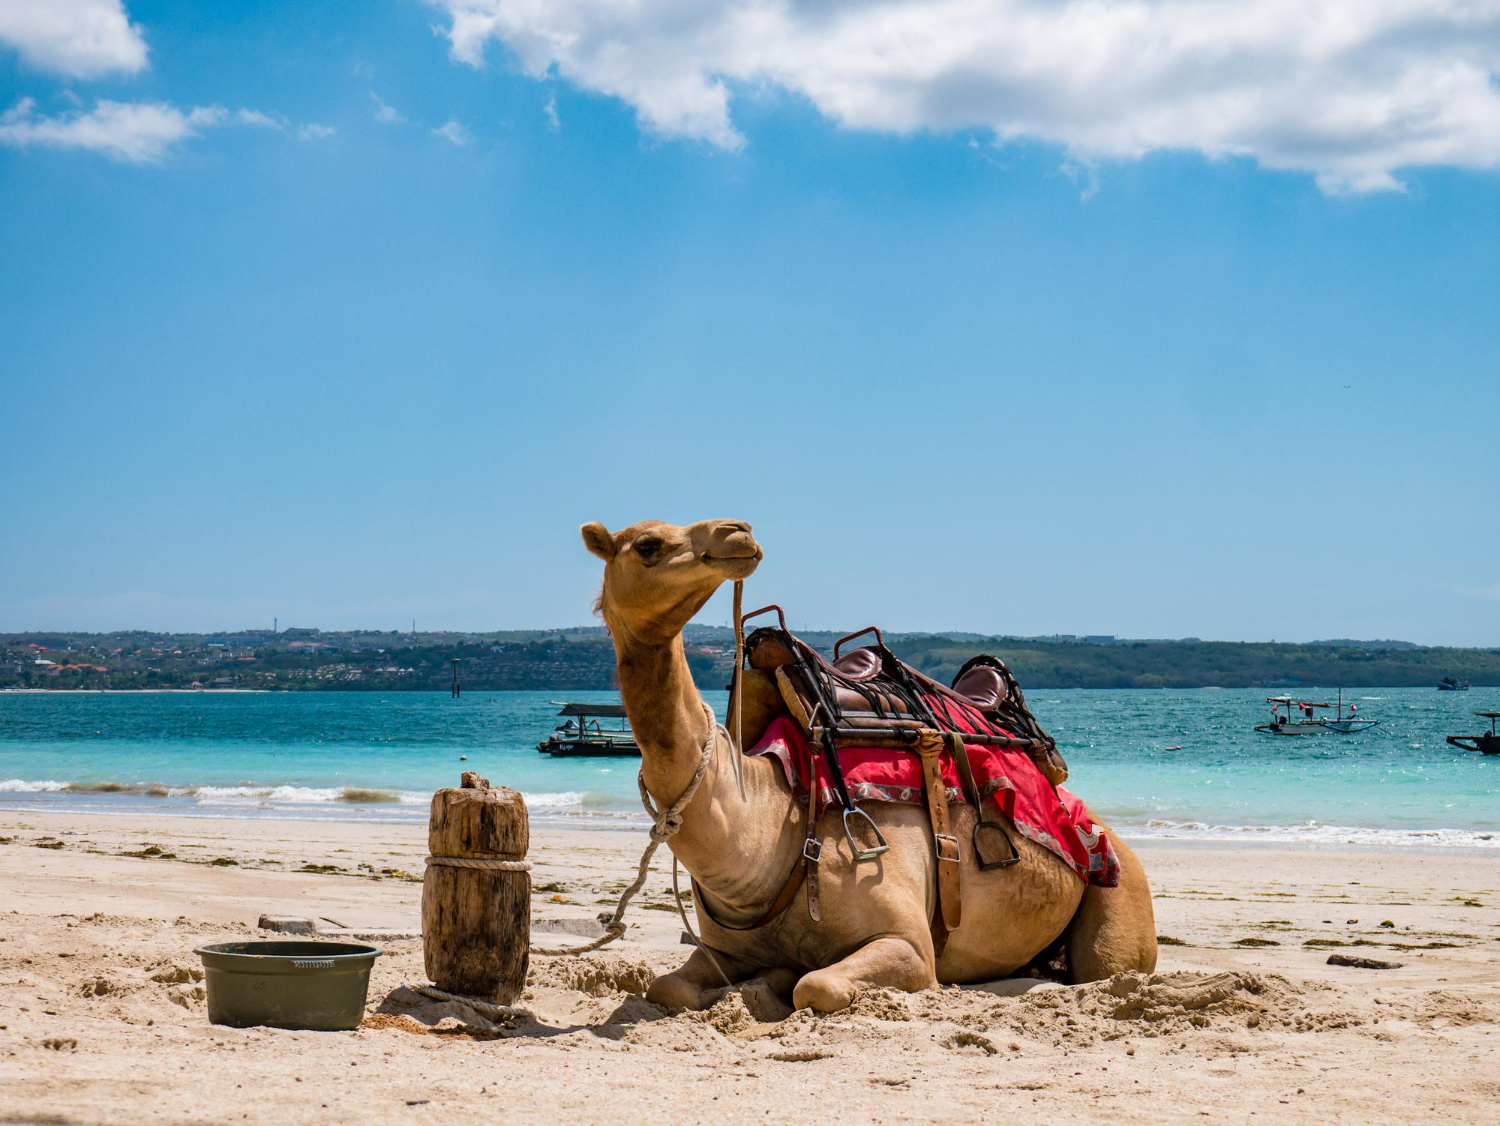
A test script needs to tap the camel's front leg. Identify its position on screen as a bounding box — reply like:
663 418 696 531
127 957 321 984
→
792 936 934 1013
646 944 757 1011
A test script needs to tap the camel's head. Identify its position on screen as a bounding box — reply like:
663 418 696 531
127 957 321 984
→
581 518 762 644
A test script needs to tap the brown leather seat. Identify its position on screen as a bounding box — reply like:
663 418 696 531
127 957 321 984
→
951 662 1008 711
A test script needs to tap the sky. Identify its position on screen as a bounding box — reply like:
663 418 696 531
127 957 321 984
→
1 0 1497 646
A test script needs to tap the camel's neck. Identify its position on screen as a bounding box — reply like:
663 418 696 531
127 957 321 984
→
612 625 800 924
615 631 711 803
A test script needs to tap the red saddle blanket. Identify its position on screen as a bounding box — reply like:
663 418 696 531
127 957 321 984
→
748 714 1120 886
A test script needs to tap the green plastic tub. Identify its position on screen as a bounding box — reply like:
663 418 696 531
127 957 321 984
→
195 941 382 1031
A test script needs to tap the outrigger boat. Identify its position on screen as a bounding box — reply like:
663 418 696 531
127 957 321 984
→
1446 712 1500 755
536 701 641 757
1256 692 1379 736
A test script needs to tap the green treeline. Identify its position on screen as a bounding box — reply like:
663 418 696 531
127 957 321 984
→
882 636 1498 690
2 629 1495 692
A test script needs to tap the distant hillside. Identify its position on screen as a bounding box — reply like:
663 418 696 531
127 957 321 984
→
2 629 1496 691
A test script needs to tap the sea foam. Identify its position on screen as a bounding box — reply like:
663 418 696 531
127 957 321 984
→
1134 818 1499 848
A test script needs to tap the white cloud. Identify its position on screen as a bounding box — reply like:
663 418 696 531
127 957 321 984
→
0 98 225 162
0 0 147 78
432 118 469 145
0 98 314 162
543 91 559 131
370 91 404 124
1457 578 1500 600
428 0 1500 193
236 108 285 130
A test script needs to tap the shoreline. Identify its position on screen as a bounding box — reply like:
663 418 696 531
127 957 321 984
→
3 788 1497 848
1 687 270 693
2 801 1497 854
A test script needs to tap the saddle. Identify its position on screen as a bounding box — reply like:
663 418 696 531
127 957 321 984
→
721 605 1069 953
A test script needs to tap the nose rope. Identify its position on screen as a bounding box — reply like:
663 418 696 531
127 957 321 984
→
729 579 746 801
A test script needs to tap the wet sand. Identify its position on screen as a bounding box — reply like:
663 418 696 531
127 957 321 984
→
1 810 1496 1125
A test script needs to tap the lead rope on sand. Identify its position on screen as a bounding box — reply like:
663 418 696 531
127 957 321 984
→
406 708 727 1025
527 701 727 982
416 603 749 1022
408 983 533 1022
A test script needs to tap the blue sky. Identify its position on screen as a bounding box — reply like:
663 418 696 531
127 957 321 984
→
2 1 1497 645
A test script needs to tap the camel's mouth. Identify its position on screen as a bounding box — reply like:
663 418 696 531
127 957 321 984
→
702 549 762 577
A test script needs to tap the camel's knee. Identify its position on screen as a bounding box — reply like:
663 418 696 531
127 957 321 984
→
792 937 932 1013
792 967 857 1013
646 970 712 1011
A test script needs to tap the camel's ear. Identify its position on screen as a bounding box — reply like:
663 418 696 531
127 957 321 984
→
580 522 617 561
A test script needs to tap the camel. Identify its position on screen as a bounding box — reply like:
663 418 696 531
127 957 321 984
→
582 517 1157 1013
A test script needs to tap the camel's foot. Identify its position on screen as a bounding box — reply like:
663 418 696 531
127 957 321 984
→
645 945 752 1011
791 936 933 1013
646 970 710 1011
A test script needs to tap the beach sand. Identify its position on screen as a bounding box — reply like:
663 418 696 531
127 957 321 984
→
1 810 1496 1124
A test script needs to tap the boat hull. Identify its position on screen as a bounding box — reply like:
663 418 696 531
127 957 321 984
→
1255 720 1377 736
1446 734 1500 755
536 738 641 758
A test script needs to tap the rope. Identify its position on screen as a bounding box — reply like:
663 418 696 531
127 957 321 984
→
527 701 723 963
425 856 532 871
407 983 531 1023
729 579 746 800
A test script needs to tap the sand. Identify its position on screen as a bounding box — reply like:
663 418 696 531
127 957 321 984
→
1 810 1497 1125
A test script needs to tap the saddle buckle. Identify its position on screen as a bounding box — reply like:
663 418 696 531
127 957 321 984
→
841 807 890 861
802 837 823 863
934 832 961 864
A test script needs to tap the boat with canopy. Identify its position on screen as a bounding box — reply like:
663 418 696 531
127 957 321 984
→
1255 692 1379 736
1446 713 1500 755
536 701 641 757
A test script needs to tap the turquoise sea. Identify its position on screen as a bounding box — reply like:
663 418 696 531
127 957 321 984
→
1 688 1496 847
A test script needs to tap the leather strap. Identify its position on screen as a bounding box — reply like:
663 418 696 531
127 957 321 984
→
914 730 962 948
692 860 805 933
803 741 823 922
947 730 1020 871
947 730 983 809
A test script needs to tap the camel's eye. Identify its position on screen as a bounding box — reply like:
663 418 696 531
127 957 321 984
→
633 537 662 563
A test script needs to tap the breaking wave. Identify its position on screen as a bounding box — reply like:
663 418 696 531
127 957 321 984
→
0 778 70 793
0 780 625 820
0 779 426 806
525 790 585 808
1132 818 1499 848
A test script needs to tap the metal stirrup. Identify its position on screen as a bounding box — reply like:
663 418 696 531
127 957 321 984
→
842 806 890 860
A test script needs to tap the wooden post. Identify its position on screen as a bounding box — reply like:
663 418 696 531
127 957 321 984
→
422 771 529 1003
